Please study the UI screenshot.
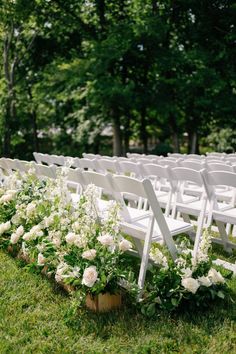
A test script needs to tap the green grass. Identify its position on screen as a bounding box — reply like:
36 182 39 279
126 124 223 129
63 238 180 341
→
1 250 236 354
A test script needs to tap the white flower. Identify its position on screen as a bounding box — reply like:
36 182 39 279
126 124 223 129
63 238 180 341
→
55 262 69 283
0 221 11 235
82 266 98 287
0 194 13 203
198 275 212 287
10 226 24 244
119 239 132 252
22 232 31 241
65 232 77 244
82 249 97 261
26 202 37 217
72 221 80 231
150 247 168 269
74 235 87 248
181 277 200 294
10 232 20 244
97 234 114 247
181 267 193 279
37 253 46 266
208 268 225 284
16 225 24 237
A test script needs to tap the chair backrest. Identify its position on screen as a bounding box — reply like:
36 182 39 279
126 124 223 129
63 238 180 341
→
168 153 184 159
79 158 99 171
113 175 178 259
66 168 85 189
35 164 57 179
186 154 204 160
202 170 236 208
50 155 66 166
118 160 142 178
180 160 205 171
16 160 36 173
171 167 204 187
0 158 12 176
82 153 100 159
207 163 233 172
98 159 121 174
159 159 178 168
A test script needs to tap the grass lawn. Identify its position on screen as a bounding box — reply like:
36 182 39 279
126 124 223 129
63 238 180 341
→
1 249 236 354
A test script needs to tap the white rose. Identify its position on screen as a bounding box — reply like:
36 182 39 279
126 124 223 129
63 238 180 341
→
22 232 31 241
208 268 225 284
0 224 6 235
4 221 11 231
16 225 24 237
82 266 98 287
119 239 133 252
181 277 200 294
82 249 97 261
198 275 212 287
10 232 20 244
65 232 77 244
97 234 114 246
0 194 13 203
37 253 46 266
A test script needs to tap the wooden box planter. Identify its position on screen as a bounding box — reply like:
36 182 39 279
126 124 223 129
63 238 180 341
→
86 292 122 312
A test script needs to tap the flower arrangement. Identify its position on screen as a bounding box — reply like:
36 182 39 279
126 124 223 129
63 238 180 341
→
0 168 133 307
140 231 231 316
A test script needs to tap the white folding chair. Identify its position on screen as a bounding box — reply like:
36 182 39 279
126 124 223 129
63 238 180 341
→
79 158 100 171
202 170 236 252
143 164 174 216
112 175 193 289
35 164 57 179
98 158 121 174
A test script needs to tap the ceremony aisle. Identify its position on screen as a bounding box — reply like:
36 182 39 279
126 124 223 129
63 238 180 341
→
1 249 236 353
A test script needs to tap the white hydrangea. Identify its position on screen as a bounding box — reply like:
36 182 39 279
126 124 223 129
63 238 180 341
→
149 247 168 269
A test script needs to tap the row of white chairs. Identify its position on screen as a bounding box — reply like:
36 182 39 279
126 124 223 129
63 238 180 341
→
1 157 236 284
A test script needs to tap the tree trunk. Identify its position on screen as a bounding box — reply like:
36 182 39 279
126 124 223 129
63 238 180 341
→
123 116 130 155
112 116 122 156
169 114 179 153
28 87 39 152
140 108 148 154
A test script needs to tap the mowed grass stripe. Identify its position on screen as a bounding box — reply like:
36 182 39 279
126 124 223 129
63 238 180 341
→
1 250 236 353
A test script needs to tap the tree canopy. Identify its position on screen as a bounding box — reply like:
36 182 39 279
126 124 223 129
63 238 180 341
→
0 0 236 158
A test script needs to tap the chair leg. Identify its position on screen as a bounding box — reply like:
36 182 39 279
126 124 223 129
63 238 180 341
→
138 217 154 293
215 220 232 253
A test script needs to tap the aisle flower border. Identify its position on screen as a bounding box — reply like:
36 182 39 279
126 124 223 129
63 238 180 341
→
0 168 231 315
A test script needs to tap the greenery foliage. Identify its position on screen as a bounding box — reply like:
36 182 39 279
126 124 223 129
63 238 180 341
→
0 0 235 157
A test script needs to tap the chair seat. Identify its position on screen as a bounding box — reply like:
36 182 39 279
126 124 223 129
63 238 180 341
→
213 208 236 225
175 200 231 217
120 207 193 242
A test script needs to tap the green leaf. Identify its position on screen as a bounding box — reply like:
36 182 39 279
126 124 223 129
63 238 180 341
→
217 291 225 299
